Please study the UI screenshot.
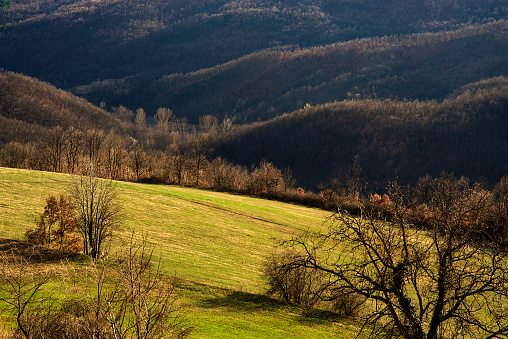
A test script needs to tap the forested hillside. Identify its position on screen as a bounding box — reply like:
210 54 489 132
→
1 0 507 189
0 0 506 121
213 77 508 188
0 71 131 146
2 70 508 191
83 22 508 122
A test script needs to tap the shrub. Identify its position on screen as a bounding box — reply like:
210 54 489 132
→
263 249 365 317
263 249 322 308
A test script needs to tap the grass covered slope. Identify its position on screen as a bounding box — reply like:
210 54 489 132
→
0 167 365 338
0 167 327 291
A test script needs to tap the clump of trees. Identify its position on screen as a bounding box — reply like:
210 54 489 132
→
263 249 364 318
264 173 508 338
25 167 121 259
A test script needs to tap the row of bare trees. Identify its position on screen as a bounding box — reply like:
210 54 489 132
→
0 124 298 198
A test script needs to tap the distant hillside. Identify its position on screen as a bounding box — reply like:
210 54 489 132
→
0 71 131 145
0 0 506 121
212 77 508 189
81 22 508 122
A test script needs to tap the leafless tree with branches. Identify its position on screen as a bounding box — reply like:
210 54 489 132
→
72 165 121 258
282 175 508 338
100 235 191 339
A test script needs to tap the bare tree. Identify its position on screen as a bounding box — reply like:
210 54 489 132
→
0 141 29 169
166 143 187 186
111 105 134 123
103 131 126 180
188 133 213 187
345 154 364 202
173 117 188 135
42 126 66 172
199 115 218 135
281 167 297 193
102 235 191 339
85 129 104 175
129 147 148 181
64 127 83 174
72 166 121 258
154 107 173 133
489 175 508 246
284 175 508 338
0 248 51 338
210 157 234 191
135 108 146 127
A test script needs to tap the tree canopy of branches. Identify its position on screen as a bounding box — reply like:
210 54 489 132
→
0 235 190 339
99 235 191 339
154 107 173 133
283 175 508 338
0 248 51 338
72 167 120 258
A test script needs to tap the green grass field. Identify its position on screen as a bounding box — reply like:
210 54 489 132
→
0 167 366 338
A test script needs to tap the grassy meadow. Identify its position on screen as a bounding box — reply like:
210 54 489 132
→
0 167 365 338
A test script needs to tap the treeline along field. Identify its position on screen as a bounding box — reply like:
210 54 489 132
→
2 71 508 193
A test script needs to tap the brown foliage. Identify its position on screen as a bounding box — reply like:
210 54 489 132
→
248 160 284 195
25 194 82 253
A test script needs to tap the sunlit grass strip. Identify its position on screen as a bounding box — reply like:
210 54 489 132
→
0 167 329 292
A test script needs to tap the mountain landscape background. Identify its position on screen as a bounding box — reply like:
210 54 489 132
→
0 0 507 189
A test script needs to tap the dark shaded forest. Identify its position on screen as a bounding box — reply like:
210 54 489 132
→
0 0 506 122
82 22 508 122
213 76 508 188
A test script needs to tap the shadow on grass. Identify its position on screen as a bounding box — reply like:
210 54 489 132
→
198 289 343 325
297 308 344 325
0 238 86 263
200 290 286 312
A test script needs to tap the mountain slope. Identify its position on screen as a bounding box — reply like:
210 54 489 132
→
0 71 131 145
212 76 508 188
81 22 508 122
0 0 506 121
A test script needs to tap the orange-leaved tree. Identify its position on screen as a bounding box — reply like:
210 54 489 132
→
25 194 82 253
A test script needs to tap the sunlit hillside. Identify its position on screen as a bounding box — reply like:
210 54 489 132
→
0 167 365 338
